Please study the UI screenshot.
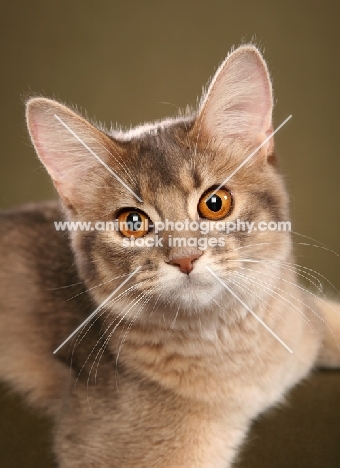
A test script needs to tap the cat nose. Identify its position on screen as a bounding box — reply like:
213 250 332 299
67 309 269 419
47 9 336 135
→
169 254 201 274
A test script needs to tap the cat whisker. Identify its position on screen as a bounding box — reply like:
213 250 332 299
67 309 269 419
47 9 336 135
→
115 288 155 376
228 258 324 295
266 259 340 297
229 255 340 301
70 278 151 373
68 280 148 368
278 261 323 293
170 304 181 331
290 230 340 259
230 240 340 261
235 262 340 319
94 285 153 364
90 286 153 391
76 292 142 393
228 272 287 325
230 269 316 334
58 269 143 381
97 280 154 337
205 266 293 353
66 272 134 302
162 313 169 332
74 304 126 389
235 265 340 352
47 280 84 291
148 291 163 320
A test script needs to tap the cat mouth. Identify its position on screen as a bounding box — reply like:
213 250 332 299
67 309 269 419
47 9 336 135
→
159 272 223 309
170 269 211 286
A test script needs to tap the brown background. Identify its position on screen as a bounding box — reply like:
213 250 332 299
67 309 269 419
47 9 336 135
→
0 1 339 467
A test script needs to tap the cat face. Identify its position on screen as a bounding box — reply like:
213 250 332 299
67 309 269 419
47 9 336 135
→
26 45 291 329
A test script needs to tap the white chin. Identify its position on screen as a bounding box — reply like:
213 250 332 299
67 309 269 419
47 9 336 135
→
161 275 222 311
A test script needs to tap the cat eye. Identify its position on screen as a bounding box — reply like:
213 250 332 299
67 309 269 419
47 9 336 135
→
198 188 232 220
117 210 150 238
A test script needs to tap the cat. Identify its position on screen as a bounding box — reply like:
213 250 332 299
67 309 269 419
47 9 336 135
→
0 44 339 468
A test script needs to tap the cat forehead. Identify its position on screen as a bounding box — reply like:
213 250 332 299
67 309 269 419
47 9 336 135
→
113 118 198 181
108 116 248 199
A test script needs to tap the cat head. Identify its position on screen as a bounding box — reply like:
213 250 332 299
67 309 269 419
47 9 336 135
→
26 45 290 329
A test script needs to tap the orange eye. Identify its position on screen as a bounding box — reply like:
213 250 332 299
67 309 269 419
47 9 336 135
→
117 210 150 238
198 188 232 220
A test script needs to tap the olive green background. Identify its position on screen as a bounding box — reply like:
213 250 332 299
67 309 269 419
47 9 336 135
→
0 1 339 467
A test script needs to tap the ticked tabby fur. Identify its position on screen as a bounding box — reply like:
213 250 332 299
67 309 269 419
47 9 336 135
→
0 44 339 467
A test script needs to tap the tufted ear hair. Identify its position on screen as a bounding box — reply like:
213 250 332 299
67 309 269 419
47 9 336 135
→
26 98 124 210
193 45 274 155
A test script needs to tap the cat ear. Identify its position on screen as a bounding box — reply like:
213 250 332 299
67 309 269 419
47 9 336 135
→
194 45 274 154
26 98 122 209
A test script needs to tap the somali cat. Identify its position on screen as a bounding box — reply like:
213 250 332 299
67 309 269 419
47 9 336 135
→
0 45 339 467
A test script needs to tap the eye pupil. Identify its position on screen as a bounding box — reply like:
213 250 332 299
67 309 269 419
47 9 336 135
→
118 210 150 238
207 195 222 212
198 187 232 220
126 212 142 231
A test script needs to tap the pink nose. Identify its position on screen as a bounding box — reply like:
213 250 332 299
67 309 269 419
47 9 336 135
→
169 254 201 274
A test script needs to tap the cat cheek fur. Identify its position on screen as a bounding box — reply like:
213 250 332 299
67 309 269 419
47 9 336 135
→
0 44 338 467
